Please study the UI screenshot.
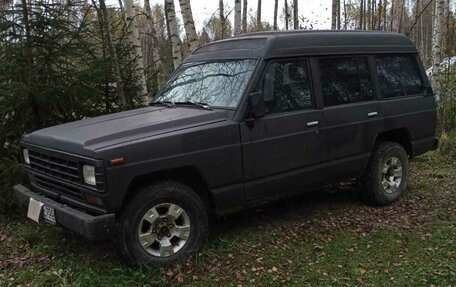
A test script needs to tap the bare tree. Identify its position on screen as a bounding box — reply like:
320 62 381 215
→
234 0 242 35
179 0 198 53
95 0 126 107
165 0 182 69
390 0 394 31
367 0 371 29
344 0 348 29
144 0 163 86
431 0 445 99
293 0 298 29
123 0 148 104
337 0 341 29
273 0 278 30
284 0 289 30
382 0 387 30
257 0 262 29
331 0 337 29
242 0 247 32
219 0 226 38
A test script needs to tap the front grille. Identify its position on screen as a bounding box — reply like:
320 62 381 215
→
28 150 80 184
34 174 84 200
25 146 105 204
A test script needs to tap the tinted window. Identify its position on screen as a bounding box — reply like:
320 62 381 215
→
375 55 423 98
319 57 375 106
258 59 312 114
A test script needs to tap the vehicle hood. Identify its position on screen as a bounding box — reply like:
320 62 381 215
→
22 106 230 157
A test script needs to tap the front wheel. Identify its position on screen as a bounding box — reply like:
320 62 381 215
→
362 141 409 205
117 181 209 266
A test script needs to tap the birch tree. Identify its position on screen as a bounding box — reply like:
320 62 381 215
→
123 0 148 105
165 0 182 69
273 0 278 30
293 0 298 29
179 0 199 53
431 0 445 99
242 0 247 32
234 0 242 35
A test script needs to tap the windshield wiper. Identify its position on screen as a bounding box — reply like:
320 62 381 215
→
149 101 175 108
174 101 213 110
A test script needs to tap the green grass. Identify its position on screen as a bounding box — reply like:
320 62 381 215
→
1 156 455 287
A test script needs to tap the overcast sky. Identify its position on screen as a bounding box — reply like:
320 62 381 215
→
107 0 333 31
107 0 456 33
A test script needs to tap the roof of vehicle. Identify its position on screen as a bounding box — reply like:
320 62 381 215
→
185 30 417 63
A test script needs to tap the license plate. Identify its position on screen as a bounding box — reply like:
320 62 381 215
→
27 198 56 224
43 205 56 224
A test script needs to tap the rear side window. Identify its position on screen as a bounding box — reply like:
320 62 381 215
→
319 57 375 107
375 55 423 98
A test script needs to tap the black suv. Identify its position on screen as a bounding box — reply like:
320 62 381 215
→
14 31 438 266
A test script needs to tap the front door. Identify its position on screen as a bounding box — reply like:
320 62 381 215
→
240 58 326 200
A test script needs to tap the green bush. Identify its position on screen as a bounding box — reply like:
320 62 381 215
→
437 131 456 162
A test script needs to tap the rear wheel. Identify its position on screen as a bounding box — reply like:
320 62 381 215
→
117 181 209 266
362 141 409 205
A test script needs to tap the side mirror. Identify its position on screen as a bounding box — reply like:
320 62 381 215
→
248 91 266 119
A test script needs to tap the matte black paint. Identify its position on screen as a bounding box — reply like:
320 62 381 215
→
17 31 437 239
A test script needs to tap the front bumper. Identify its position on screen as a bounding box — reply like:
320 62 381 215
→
14 184 115 241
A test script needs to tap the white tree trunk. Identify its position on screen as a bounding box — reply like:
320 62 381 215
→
431 0 445 100
179 0 199 53
165 0 182 70
123 0 148 105
234 0 242 35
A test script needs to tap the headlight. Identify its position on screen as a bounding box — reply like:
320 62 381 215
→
23 148 30 165
82 165 96 186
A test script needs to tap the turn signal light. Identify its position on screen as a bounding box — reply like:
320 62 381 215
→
110 157 124 166
86 194 102 206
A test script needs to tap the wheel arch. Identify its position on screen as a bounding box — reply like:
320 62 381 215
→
374 128 413 157
123 166 215 216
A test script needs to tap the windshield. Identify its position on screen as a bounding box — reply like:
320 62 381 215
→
155 59 256 108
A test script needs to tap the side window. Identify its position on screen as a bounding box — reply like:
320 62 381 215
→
319 57 375 107
257 59 313 114
375 55 423 98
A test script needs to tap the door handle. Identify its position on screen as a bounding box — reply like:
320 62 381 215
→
307 121 319 127
368 112 378 117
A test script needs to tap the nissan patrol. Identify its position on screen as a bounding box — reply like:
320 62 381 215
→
14 31 438 266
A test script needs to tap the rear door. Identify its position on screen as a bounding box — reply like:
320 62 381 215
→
240 58 326 200
317 56 384 180
375 54 437 155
